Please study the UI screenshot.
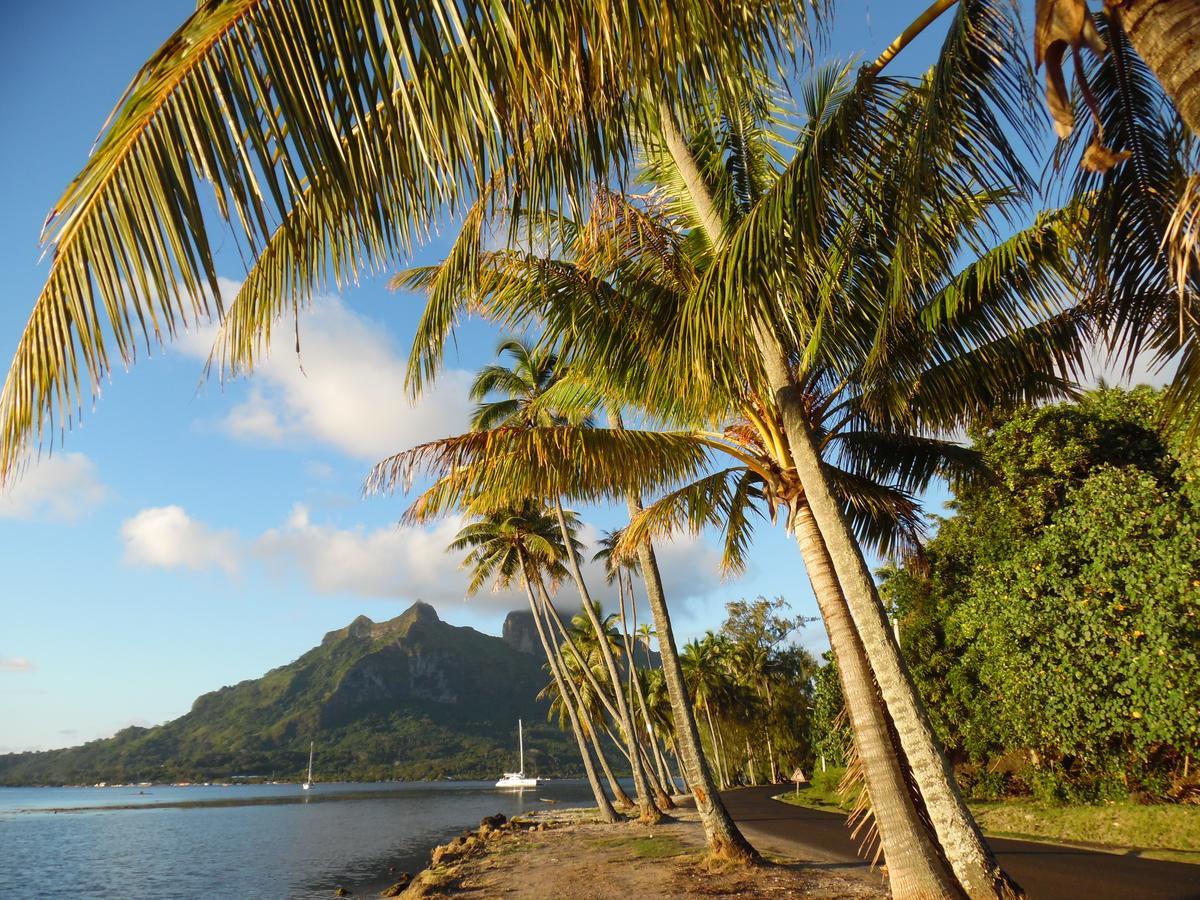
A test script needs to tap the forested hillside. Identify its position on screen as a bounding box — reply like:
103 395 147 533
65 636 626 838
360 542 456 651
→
0 603 577 785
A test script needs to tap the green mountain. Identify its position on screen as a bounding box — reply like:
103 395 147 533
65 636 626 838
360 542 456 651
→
0 602 577 786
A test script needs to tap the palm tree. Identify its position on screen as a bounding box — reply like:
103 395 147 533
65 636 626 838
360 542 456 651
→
449 501 619 823
378 61 1081 887
592 531 678 806
539 613 636 809
0 0 1093 890
466 336 665 824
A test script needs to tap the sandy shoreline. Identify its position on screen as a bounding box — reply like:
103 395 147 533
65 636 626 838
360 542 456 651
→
345 798 887 899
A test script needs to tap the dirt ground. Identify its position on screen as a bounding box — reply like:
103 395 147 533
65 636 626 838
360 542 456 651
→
389 804 887 899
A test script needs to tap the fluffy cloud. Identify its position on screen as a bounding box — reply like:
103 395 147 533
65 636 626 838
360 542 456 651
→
0 453 108 522
252 504 504 606
0 657 36 673
118 502 727 617
121 505 239 574
179 284 473 461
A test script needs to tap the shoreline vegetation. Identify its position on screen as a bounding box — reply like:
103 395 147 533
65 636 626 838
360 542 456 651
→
778 778 1200 866
365 797 884 899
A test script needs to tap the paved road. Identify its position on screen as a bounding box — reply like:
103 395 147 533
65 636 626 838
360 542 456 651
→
721 786 1200 900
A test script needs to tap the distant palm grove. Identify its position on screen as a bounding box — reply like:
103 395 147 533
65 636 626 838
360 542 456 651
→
3 0 1198 898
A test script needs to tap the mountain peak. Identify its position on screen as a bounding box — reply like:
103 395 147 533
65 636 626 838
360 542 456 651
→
323 604 442 646
396 600 439 625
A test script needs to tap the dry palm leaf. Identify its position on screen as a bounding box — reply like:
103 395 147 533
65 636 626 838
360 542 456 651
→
1034 0 1130 172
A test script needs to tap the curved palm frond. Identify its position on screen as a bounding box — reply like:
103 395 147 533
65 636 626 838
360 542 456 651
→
365 426 714 520
2 0 823 480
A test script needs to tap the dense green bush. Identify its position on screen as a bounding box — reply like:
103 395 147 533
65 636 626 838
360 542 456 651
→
881 388 1200 801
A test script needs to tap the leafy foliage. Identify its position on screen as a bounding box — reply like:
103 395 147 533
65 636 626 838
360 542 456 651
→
881 388 1200 801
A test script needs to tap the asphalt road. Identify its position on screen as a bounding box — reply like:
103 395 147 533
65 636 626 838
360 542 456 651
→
721 785 1200 900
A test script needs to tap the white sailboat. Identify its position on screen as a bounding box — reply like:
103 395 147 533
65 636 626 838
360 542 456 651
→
302 741 314 791
495 719 538 789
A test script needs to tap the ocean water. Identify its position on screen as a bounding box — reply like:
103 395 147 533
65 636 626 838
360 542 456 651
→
0 779 601 899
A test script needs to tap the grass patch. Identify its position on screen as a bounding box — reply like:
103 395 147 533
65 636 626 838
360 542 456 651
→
776 789 1200 864
588 833 687 859
971 799 1200 863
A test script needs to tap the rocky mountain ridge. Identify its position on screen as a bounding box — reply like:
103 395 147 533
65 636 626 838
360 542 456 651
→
0 602 575 785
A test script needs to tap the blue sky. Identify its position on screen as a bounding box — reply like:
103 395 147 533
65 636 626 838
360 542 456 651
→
0 1 1156 754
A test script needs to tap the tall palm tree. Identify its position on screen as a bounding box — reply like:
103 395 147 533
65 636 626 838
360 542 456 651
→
466 336 665 824
0 0 1097 890
594 531 678 807
377 63 1079 889
449 501 619 822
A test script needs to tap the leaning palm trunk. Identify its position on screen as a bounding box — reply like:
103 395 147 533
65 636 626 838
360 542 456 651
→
534 577 636 810
629 514 758 861
520 567 618 823
552 500 663 823
592 721 636 809
776 388 1020 900
1115 0 1200 136
655 102 1019 899
618 575 677 810
794 504 960 898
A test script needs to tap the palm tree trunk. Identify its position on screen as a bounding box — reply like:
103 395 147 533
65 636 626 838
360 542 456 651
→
794 504 960 898
520 569 618 823
654 99 1018 899
618 569 676 811
552 500 662 824
777 397 1019 899
1116 0 1200 137
702 697 728 789
624 502 758 861
592 723 635 810
534 577 634 810
636 542 754 856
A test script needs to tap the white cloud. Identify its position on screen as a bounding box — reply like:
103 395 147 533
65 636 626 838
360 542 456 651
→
0 657 35 673
178 283 473 461
121 505 239 574
221 388 287 442
253 504 523 610
116 501 728 620
0 453 108 521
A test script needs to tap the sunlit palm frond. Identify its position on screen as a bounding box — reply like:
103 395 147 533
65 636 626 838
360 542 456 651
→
1 0 822 480
365 426 714 519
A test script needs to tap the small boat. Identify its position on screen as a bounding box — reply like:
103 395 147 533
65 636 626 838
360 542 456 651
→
495 719 538 789
302 741 314 791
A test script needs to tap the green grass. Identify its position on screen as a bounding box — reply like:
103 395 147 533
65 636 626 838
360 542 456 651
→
776 788 1200 864
971 799 1200 863
588 833 687 859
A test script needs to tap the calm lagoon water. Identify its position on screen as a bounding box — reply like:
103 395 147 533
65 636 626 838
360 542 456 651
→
0 779 601 898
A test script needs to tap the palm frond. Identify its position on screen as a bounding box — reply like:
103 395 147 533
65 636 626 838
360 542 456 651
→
1 0 822 479
365 426 714 520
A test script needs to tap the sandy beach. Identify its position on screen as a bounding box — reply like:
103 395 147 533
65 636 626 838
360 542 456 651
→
370 799 887 899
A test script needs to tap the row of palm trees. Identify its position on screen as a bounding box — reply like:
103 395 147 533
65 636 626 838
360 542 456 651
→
5 1 1198 898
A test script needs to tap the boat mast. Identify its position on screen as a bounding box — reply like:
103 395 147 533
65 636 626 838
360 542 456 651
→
307 741 314 783
518 719 524 774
